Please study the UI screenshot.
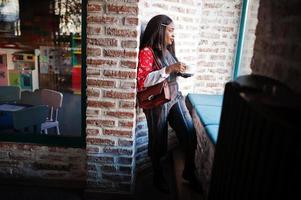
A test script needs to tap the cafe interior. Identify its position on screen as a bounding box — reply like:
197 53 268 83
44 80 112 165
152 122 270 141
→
0 0 82 137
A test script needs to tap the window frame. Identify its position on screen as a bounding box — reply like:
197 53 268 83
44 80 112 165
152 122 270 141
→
232 0 250 79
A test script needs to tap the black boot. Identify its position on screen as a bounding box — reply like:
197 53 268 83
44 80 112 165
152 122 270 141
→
182 168 203 193
182 168 198 183
153 170 170 193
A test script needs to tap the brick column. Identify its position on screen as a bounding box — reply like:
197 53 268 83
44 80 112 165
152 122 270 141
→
86 0 139 193
251 0 301 93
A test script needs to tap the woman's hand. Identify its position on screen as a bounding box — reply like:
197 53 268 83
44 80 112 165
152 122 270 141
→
165 62 186 74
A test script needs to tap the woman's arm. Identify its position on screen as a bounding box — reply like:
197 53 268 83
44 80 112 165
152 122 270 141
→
137 47 186 90
144 68 169 87
137 47 169 90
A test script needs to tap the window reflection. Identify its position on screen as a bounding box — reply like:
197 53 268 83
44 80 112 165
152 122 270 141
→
0 0 20 37
0 0 82 137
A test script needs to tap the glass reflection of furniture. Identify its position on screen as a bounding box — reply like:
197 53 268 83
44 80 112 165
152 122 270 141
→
0 103 34 131
71 34 81 66
39 46 72 92
12 105 48 133
0 103 30 130
0 85 21 104
71 34 81 94
0 0 20 38
19 90 42 106
20 71 33 90
8 70 20 86
0 0 84 146
72 67 81 94
0 54 8 86
7 52 38 91
41 89 63 135
9 70 34 90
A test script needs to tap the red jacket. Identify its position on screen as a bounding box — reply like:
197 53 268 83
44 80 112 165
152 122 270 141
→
137 47 157 91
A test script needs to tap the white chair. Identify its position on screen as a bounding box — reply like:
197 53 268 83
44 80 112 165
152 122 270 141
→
19 90 42 105
40 89 63 135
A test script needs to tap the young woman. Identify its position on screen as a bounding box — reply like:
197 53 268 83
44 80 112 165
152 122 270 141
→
137 15 199 193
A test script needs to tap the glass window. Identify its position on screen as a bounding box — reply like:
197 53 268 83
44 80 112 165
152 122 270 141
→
0 0 85 146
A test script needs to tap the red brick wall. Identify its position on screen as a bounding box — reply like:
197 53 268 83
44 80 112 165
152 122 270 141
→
251 0 301 93
86 0 139 193
196 0 242 94
0 143 85 182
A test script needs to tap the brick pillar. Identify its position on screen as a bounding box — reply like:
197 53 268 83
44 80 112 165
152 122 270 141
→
86 0 139 193
251 0 301 93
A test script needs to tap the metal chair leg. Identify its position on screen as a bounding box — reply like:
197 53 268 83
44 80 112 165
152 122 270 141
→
56 126 60 135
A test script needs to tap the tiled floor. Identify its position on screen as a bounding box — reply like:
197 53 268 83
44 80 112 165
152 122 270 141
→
172 148 204 200
134 153 177 200
135 150 203 200
0 185 83 200
0 148 202 200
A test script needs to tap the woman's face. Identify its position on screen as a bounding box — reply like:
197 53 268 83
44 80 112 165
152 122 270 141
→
164 22 174 46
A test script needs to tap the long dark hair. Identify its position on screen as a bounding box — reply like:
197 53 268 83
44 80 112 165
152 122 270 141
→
140 15 177 63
